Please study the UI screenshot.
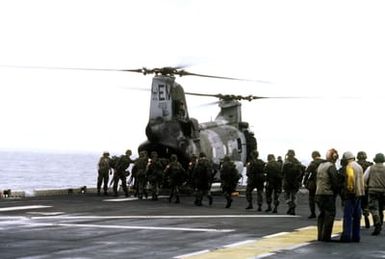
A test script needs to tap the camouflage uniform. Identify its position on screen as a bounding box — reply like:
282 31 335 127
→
364 153 385 236
187 154 198 189
164 154 187 203
357 151 374 228
303 151 324 218
192 153 213 206
220 156 241 208
133 151 148 199
97 152 111 195
245 151 266 211
112 150 134 197
264 154 283 213
145 151 164 201
282 149 304 215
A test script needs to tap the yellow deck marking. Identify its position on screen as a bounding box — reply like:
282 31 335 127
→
179 216 379 259
179 221 344 259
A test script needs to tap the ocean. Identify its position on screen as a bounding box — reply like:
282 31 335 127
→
0 150 309 195
0 150 100 194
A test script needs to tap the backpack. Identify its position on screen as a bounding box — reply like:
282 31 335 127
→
110 156 120 170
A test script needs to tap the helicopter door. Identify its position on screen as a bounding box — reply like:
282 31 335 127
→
149 76 173 120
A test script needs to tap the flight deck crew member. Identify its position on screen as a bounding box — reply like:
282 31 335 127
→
97 151 112 195
112 149 134 197
220 156 241 208
192 152 213 206
245 150 266 211
357 151 374 228
282 149 304 215
264 154 283 213
364 153 385 236
339 151 365 242
164 154 187 204
315 148 339 242
303 151 324 219
146 151 164 201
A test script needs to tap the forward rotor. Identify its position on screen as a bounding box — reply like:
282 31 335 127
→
0 65 266 82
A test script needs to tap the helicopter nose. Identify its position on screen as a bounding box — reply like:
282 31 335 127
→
146 124 161 142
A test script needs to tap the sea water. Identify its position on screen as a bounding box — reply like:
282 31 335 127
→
0 150 100 193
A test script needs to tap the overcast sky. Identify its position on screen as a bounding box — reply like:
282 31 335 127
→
0 0 384 162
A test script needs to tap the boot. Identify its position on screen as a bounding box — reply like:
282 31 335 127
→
175 196 180 204
287 207 295 215
265 204 272 212
286 207 292 215
372 224 381 236
257 205 262 212
225 197 232 208
245 202 253 210
208 195 213 206
308 212 316 219
272 206 278 213
364 215 370 229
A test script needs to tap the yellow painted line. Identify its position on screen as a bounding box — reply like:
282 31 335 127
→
177 221 343 259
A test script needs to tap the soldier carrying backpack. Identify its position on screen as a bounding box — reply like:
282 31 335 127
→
112 149 134 197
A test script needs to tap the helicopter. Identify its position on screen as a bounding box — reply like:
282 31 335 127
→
1 64 268 173
127 66 260 172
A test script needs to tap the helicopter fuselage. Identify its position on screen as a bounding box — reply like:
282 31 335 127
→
138 75 256 171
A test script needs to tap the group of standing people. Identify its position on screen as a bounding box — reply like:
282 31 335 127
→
304 148 385 242
97 147 385 242
97 149 134 197
97 149 215 205
244 149 304 215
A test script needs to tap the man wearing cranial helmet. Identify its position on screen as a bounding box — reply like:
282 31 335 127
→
339 151 365 243
315 148 339 242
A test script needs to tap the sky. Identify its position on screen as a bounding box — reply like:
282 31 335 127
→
0 0 384 162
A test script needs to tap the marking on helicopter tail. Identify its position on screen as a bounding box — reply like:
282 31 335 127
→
0 205 51 212
174 221 344 258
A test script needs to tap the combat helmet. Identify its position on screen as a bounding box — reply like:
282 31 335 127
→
170 154 177 161
357 151 367 160
374 153 385 163
311 151 321 159
287 149 295 157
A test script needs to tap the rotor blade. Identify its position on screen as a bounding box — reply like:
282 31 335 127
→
185 91 322 101
185 92 221 98
179 70 270 83
0 65 144 73
193 101 220 108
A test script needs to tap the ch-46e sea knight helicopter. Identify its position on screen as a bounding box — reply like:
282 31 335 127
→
129 66 261 171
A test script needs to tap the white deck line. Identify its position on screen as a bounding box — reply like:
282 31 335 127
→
0 205 51 212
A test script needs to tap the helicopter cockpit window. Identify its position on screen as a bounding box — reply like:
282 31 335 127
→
237 138 242 153
173 100 186 119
